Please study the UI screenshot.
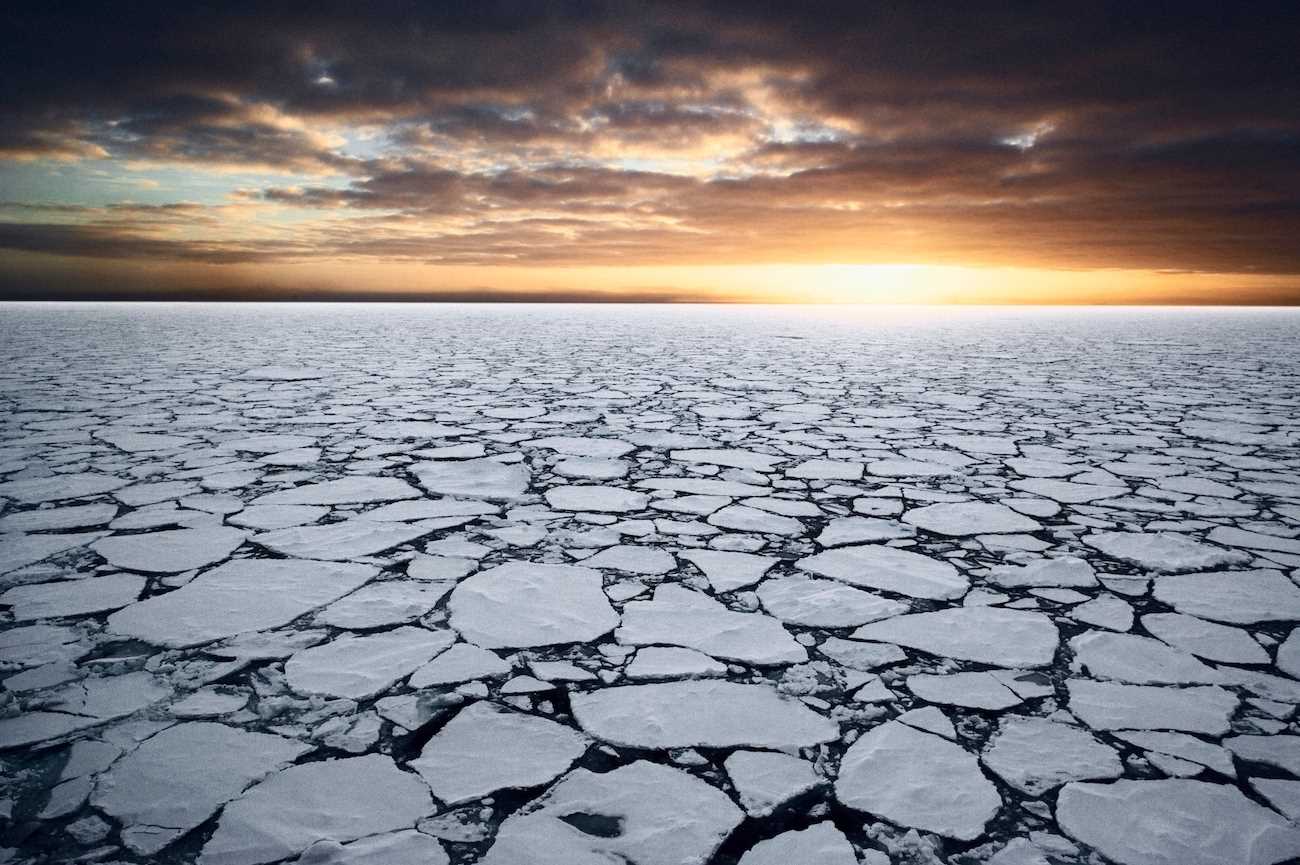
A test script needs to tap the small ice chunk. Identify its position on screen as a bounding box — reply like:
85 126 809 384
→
171 688 248 718
0 503 117 532
1072 594 1134 631
528 436 636 457
0 530 106 574
228 504 327 530
816 516 914 546
908 672 1028 710
1113 730 1236 777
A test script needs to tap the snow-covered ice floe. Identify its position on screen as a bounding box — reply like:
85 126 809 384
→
2 303 1300 864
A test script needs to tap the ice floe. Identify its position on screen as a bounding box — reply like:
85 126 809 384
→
851 606 1060 667
199 755 433 865
797 543 968 600
836 719 1000 840
450 562 619 648
108 559 375 646
411 701 588 803
571 680 838 749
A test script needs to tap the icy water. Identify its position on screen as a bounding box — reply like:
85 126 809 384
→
1 302 1300 865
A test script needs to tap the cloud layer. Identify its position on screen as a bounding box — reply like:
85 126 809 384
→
2 2 1298 299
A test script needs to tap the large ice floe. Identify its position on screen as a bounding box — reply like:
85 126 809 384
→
2 303 1300 864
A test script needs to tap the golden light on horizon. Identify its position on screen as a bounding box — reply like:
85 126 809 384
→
1 6 1297 303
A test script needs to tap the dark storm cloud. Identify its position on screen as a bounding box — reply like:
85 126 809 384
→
1 1 1298 280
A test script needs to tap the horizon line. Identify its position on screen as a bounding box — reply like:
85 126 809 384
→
4 297 1300 308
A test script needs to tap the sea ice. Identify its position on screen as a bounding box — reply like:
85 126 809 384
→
678 549 777 592
851 606 1059 667
92 722 311 854
1152 569 1300 624
723 750 822 817
1056 780 1300 865
254 518 437 559
737 822 857 865
797 543 968 600
4 573 145 621
571 680 838 749
545 485 648 513
1070 631 1222 684
481 761 742 865
987 556 1097 588
92 526 246 573
624 646 727 680
615 585 806 664
107 559 375 646
981 717 1122 794
903 502 1042 536
413 458 531 500
1083 531 1250 572
409 643 511 686
1141 612 1269 663
1066 679 1237 734
0 472 129 503
410 701 588 803
449 562 619 648
285 626 455 699
756 575 908 627
836 720 1000 840
199 755 433 865
250 476 422 505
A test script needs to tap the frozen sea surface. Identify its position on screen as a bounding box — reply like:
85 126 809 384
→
1 302 1300 864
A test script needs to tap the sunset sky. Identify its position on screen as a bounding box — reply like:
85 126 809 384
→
3 2 1298 303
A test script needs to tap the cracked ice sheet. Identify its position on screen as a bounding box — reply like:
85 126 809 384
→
3 304 1300 865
